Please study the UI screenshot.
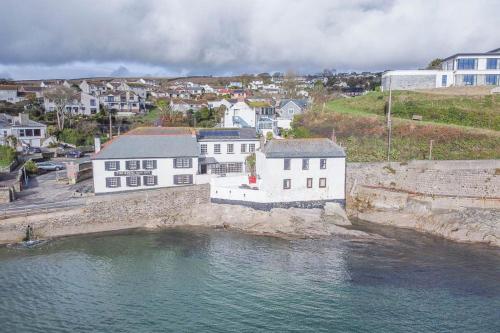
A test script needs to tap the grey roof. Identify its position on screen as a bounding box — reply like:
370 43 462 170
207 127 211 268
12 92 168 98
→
442 51 500 61
488 48 500 53
197 128 258 141
279 99 308 109
93 134 199 159
0 113 46 128
261 139 345 158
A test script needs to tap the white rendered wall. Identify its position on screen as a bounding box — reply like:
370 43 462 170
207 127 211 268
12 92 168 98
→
93 157 198 194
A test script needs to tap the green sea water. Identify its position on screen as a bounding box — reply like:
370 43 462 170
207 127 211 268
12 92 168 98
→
0 223 499 332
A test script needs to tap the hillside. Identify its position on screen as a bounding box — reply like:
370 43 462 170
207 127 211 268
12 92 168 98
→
292 108 500 162
326 90 500 131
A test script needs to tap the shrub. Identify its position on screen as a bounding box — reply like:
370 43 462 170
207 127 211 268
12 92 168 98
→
24 160 38 175
0 145 16 167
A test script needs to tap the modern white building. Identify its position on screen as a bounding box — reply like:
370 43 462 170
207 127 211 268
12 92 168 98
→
92 127 199 194
197 128 260 175
0 113 47 147
44 92 100 116
223 101 256 128
211 138 346 210
382 48 500 91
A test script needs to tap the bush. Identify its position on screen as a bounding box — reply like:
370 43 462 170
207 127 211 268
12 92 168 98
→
0 145 16 167
24 160 38 175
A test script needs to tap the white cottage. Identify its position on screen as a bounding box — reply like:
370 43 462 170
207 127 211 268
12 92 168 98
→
211 138 346 210
92 127 199 194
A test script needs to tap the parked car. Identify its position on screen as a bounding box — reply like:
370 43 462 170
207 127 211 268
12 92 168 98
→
36 161 65 171
65 150 84 158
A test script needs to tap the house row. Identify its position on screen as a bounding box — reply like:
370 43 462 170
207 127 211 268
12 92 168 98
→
382 47 500 91
91 127 346 209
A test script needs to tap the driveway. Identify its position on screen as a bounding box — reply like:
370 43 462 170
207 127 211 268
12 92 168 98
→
0 172 92 217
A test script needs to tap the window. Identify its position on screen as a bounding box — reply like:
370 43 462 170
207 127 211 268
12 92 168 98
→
487 58 498 70
105 177 121 188
126 160 140 170
307 178 313 188
319 178 327 188
90 99 96 107
200 144 208 155
25 129 33 137
210 162 243 174
107 96 114 102
227 144 234 154
214 144 221 154
249 144 255 152
320 159 327 169
283 179 291 190
441 75 447 87
463 74 476 86
143 175 158 186
302 158 309 170
284 158 291 170
174 158 192 168
173 174 193 185
241 144 247 153
457 58 477 70
126 176 141 187
142 160 157 170
105 161 120 171
19 129 25 137
486 75 498 85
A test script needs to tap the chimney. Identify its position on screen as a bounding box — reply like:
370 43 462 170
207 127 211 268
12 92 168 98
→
94 137 101 153
19 113 29 125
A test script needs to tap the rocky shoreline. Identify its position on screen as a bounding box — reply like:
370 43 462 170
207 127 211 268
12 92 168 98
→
0 202 377 245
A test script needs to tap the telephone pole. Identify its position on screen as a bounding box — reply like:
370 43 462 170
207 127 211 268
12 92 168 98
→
387 76 392 162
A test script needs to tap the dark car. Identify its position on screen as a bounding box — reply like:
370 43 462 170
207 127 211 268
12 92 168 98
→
65 150 84 158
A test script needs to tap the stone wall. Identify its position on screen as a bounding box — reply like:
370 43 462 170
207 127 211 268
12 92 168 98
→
0 184 210 242
347 160 500 199
382 74 436 91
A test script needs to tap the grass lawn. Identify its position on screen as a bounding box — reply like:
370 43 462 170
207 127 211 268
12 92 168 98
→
325 90 500 131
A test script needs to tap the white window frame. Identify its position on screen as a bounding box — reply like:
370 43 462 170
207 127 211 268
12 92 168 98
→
319 178 327 188
200 144 208 155
227 144 234 154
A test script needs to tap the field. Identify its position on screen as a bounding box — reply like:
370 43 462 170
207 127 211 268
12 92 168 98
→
293 90 500 162
326 89 500 131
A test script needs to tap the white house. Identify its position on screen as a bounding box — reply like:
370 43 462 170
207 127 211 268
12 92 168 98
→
92 127 199 194
197 128 260 175
223 101 256 128
210 138 346 210
0 85 21 103
79 80 108 96
44 92 99 116
0 113 47 147
99 91 140 113
382 48 500 91
207 98 232 111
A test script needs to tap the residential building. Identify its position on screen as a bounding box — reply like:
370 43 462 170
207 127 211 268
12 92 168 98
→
207 98 232 111
277 99 308 120
79 80 108 95
223 101 255 128
197 128 260 175
0 113 47 147
170 99 207 114
92 127 199 194
125 82 148 99
99 91 140 113
210 138 346 209
382 47 500 91
247 100 278 136
43 92 100 116
0 85 21 103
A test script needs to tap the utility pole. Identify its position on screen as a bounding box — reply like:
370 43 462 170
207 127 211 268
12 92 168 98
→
429 140 434 160
386 76 392 162
108 108 113 139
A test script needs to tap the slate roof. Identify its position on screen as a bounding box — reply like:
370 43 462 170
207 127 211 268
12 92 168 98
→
279 99 308 109
93 127 199 160
0 113 46 128
197 127 258 141
261 139 345 158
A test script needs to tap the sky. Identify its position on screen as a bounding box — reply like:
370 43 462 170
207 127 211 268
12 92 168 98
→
0 0 499 80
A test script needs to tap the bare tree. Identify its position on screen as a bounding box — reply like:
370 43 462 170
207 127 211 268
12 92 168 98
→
44 86 75 131
283 70 298 98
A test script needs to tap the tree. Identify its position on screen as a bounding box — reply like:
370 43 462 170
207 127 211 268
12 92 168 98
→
426 58 443 70
283 70 298 98
44 86 75 131
155 98 171 117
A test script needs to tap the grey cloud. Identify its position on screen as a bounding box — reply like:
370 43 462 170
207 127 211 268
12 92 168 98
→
0 0 499 78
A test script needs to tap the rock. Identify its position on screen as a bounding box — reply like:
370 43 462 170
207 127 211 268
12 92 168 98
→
323 202 351 226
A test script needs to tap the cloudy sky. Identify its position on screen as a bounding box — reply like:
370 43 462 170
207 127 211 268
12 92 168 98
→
0 0 498 79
